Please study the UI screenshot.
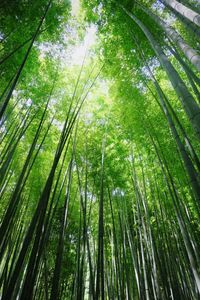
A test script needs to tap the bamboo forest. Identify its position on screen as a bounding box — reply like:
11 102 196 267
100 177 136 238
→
1 0 200 299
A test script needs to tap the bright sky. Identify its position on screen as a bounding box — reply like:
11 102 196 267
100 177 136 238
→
70 25 97 65
71 0 80 17
38 23 97 66
29 0 109 130
70 0 97 64
38 0 97 65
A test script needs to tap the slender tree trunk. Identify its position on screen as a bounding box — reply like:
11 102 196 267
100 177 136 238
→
96 137 106 300
160 0 200 26
0 0 51 119
121 5 200 140
138 3 200 72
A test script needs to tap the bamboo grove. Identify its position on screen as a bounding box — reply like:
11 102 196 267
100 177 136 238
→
0 0 200 299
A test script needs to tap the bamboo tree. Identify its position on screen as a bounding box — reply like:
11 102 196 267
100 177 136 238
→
160 0 200 27
0 0 51 119
121 5 200 140
1 1 200 298
138 3 200 72
96 135 106 300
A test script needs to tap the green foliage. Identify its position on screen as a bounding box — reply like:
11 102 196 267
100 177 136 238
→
0 0 200 299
